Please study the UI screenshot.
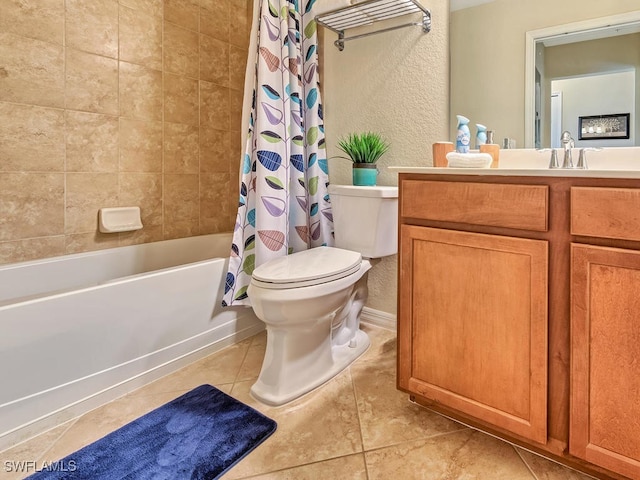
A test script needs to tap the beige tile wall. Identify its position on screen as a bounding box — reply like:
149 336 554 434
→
0 0 251 265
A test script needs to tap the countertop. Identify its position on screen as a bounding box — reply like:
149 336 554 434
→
389 147 640 179
388 166 640 179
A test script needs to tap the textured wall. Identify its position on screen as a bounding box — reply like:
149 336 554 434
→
0 0 251 265
322 1 450 315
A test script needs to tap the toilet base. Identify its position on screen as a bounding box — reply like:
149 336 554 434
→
250 329 370 406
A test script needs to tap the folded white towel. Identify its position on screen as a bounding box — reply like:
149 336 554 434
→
314 0 353 16
446 152 493 168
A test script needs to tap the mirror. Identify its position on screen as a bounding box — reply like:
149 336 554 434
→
450 1 640 149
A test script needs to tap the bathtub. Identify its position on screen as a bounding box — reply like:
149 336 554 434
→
0 233 262 451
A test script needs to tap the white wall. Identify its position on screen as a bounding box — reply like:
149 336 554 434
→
322 1 450 315
553 71 635 148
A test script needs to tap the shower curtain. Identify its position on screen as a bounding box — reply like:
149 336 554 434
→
222 0 333 306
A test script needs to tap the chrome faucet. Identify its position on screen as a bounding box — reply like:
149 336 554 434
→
577 149 587 169
543 141 601 170
538 148 560 168
560 131 575 168
576 147 603 169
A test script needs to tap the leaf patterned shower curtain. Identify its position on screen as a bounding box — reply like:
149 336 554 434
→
222 0 333 307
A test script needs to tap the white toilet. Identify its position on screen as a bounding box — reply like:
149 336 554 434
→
247 184 398 405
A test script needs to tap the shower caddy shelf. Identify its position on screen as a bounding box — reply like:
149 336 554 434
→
315 0 431 51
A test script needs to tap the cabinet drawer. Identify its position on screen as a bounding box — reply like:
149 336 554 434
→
571 187 640 241
401 180 548 231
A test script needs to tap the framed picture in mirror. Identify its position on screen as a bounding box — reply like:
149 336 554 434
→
578 113 630 140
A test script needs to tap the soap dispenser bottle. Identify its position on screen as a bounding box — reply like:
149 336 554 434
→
456 115 471 153
475 124 487 149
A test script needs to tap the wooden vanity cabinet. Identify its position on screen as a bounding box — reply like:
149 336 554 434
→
398 178 550 444
570 187 640 479
398 174 640 480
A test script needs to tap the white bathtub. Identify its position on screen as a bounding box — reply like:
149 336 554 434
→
0 233 262 451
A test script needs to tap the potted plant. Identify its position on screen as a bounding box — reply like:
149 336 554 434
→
336 132 390 186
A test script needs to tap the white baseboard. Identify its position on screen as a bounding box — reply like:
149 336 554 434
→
360 306 397 331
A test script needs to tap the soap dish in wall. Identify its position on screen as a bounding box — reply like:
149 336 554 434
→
446 152 492 168
99 207 143 233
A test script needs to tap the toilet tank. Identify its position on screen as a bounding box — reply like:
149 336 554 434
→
327 185 398 258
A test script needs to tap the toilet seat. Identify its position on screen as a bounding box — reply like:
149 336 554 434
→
251 247 362 289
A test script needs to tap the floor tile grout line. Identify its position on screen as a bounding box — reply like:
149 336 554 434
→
348 366 367 451
231 333 260 388
360 425 472 457
232 346 251 386
413 402 593 479
1 411 85 460
514 444 601 480
513 444 540 480
347 364 370 479
234 451 368 479
34 417 80 464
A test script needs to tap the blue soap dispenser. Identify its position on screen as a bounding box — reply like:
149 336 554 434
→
456 115 470 153
476 124 487 149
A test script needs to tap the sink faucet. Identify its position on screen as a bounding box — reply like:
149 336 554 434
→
537 148 560 169
577 149 587 169
544 137 600 170
576 147 603 169
561 131 575 168
546 149 560 168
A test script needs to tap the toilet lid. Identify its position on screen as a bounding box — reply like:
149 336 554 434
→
252 247 362 289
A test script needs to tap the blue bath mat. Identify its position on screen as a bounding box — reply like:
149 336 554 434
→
26 384 276 480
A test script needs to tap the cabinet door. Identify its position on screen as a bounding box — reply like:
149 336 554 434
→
571 244 640 479
398 225 548 444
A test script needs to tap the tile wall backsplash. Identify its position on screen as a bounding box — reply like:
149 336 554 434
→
0 0 251 265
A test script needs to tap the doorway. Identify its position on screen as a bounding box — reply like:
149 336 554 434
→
550 91 562 148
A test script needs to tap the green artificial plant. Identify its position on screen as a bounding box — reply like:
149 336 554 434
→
336 132 390 164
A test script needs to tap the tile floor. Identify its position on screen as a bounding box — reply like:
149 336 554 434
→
1 325 596 479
